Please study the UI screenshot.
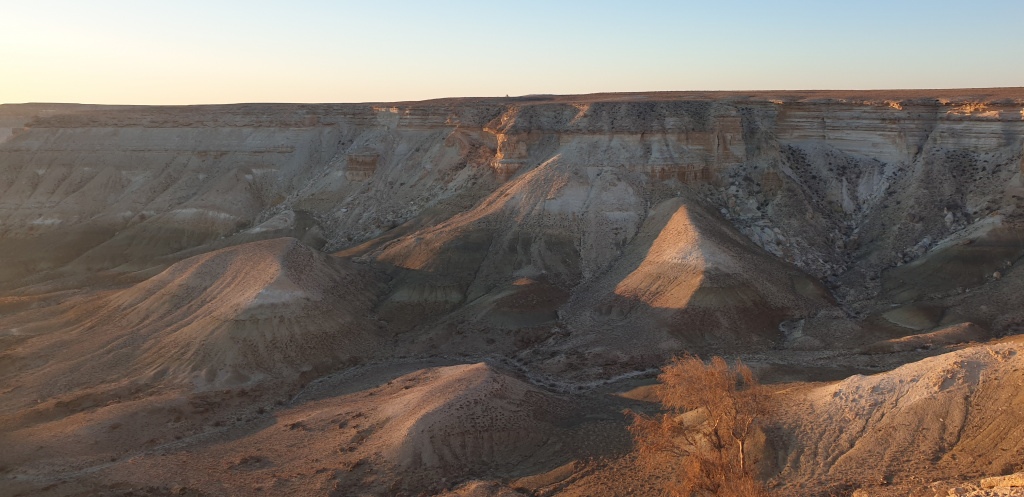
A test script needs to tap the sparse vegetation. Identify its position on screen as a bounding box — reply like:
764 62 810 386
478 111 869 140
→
629 354 773 497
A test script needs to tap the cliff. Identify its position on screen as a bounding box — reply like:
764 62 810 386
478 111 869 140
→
2 90 1024 367
3 90 1024 496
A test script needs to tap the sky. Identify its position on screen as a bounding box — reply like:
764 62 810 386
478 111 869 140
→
1 0 1022 105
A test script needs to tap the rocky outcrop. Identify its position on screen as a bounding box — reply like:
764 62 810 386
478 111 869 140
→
777 337 1024 492
981 473 1024 489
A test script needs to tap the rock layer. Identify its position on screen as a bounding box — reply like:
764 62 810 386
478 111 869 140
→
2 90 1024 497
3 91 1024 367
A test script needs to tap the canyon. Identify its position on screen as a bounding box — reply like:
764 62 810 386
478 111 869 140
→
1 89 1024 496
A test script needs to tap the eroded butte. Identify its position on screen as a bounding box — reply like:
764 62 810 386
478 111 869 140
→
2 89 1024 496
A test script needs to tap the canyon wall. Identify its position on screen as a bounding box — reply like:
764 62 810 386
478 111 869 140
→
2 93 1024 366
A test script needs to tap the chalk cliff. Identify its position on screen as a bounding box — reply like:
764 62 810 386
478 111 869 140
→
2 90 1024 371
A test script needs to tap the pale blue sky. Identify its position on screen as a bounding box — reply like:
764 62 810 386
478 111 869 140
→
1 0 1022 104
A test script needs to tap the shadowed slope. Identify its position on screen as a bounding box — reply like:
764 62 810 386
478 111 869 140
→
1 238 387 400
33 363 594 497
555 197 833 362
377 363 570 472
355 154 645 336
350 154 831 364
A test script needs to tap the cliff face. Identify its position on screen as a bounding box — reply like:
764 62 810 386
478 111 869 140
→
5 90 1024 497
2 93 1024 368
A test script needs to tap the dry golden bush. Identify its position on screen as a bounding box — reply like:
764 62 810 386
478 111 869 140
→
629 354 773 497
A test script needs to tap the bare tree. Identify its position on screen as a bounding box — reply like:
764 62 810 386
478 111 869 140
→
629 354 773 497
